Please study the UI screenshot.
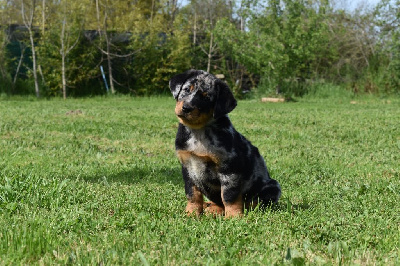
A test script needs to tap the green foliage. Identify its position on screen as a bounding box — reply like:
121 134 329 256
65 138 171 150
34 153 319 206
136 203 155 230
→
37 1 86 97
0 97 399 264
127 4 192 95
0 27 10 86
129 31 191 95
303 82 355 100
215 0 399 96
215 18 286 81
0 0 400 96
383 3 400 93
152 29 192 93
215 0 335 96
0 74 12 95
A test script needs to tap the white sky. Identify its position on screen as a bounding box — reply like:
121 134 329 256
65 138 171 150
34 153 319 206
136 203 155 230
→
341 0 381 11
179 0 382 12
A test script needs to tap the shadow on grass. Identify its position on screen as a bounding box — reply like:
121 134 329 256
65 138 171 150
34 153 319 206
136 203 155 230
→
78 166 183 186
274 198 312 213
244 198 311 216
77 167 311 214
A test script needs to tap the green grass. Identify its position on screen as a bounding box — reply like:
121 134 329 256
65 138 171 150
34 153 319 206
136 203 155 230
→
0 95 399 264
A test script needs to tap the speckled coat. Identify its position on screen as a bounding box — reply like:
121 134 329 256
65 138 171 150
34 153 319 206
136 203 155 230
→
170 69 281 217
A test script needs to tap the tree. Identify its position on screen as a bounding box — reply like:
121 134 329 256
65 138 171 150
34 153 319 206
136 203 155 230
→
215 0 287 93
323 6 378 86
37 0 87 98
0 30 10 83
375 0 400 93
128 0 191 94
59 2 83 99
95 0 141 94
0 0 11 86
21 0 40 97
1 0 398 97
95 0 116 93
216 0 353 95
183 0 233 72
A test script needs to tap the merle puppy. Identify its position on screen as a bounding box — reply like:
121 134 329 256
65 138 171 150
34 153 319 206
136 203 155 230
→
169 69 281 217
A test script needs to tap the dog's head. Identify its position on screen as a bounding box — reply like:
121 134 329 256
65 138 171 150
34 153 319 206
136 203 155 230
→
169 69 237 129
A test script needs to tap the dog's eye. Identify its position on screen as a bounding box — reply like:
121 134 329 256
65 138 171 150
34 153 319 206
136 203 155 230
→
190 85 195 92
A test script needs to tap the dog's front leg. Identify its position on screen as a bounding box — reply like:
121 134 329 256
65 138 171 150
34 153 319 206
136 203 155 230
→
221 186 243 218
185 185 204 216
182 166 204 216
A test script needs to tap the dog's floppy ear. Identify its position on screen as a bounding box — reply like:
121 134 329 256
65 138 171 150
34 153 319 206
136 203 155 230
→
213 80 237 118
169 69 203 99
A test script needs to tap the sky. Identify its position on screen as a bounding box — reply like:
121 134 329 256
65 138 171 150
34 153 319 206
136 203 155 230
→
179 0 382 12
343 0 381 11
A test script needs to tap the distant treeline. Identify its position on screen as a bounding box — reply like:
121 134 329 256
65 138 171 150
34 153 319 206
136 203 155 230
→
0 0 399 98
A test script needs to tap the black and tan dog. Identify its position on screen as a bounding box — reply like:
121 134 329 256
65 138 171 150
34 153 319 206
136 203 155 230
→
169 69 281 217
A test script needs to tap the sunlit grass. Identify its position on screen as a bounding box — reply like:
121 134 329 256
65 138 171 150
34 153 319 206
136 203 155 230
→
0 96 399 264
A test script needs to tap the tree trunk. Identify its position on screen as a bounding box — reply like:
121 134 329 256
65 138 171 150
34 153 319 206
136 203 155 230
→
22 0 40 98
151 0 155 24
207 33 213 73
96 0 115 94
42 0 45 35
28 28 40 98
61 18 67 99
96 0 101 32
61 53 66 99
105 32 115 94
13 44 25 86
193 12 197 44
167 0 177 30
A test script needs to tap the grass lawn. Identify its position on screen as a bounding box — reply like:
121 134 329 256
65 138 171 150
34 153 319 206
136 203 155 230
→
0 96 399 264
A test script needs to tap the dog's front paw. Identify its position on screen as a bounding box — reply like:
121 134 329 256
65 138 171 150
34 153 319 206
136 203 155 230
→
203 202 224 216
224 207 243 218
185 202 203 217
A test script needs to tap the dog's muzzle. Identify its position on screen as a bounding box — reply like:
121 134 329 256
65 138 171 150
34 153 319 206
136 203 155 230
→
181 104 194 114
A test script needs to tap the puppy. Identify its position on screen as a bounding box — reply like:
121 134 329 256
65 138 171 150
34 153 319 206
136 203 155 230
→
169 70 281 217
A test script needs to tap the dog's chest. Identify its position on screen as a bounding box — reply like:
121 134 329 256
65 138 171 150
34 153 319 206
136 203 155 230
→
177 131 222 184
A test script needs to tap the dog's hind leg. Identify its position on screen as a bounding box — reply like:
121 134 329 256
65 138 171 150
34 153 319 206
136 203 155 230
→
259 178 281 205
221 188 244 218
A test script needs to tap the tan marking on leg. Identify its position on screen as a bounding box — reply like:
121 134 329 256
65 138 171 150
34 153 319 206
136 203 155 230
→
222 190 243 218
185 186 203 217
203 201 225 216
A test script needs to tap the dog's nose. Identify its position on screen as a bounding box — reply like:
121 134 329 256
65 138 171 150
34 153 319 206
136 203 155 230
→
182 104 194 113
